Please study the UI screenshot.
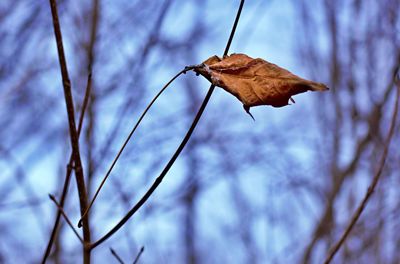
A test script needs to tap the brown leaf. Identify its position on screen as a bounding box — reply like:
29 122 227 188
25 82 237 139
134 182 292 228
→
194 53 329 118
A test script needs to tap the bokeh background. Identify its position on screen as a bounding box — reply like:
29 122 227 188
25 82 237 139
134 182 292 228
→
1 0 399 263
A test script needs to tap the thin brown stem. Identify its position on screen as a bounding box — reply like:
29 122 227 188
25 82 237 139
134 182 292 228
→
90 0 246 249
49 194 83 244
324 66 400 263
48 0 91 262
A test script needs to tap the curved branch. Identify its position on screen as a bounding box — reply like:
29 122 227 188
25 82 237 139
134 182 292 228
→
78 66 197 227
90 0 246 249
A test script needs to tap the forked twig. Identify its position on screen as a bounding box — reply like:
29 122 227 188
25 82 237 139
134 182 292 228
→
49 194 83 243
110 248 125 264
324 65 400 263
90 0 246 249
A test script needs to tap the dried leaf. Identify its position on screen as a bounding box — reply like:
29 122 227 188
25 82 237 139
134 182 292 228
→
194 53 329 118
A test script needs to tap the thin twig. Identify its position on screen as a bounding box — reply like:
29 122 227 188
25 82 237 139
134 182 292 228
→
78 65 198 227
90 0 246 249
110 248 125 264
48 194 83 243
132 246 144 264
42 72 92 264
324 65 400 263
48 0 91 262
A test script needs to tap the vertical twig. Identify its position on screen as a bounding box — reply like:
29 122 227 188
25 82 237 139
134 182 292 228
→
90 0 246 249
84 0 100 224
48 0 91 262
324 65 400 263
